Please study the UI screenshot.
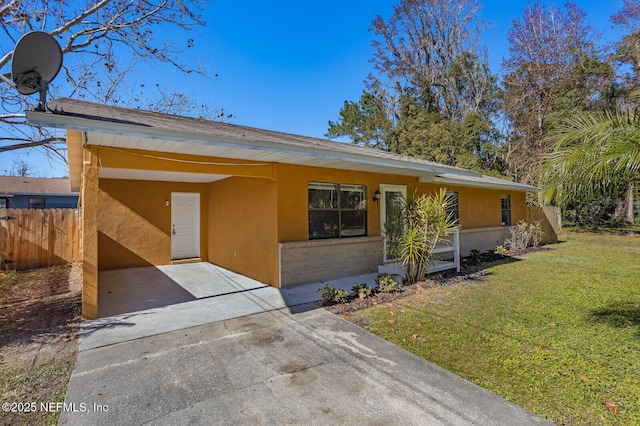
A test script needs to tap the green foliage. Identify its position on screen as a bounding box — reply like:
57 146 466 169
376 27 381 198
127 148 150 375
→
385 189 458 283
495 245 508 255
317 283 349 305
374 274 402 293
326 91 393 150
563 197 629 228
351 283 374 298
540 106 640 206
356 233 640 425
390 92 505 174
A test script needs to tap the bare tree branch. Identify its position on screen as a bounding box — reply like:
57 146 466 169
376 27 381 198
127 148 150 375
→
0 137 66 153
0 0 225 169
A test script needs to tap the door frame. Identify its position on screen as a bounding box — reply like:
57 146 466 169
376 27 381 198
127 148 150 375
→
379 184 407 262
171 192 201 260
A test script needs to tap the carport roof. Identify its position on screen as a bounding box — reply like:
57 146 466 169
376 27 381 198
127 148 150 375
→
26 98 536 193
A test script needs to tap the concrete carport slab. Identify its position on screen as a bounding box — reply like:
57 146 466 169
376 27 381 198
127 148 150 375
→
81 262 379 351
61 307 550 425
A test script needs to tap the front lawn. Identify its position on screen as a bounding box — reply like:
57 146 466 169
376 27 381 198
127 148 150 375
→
353 233 640 425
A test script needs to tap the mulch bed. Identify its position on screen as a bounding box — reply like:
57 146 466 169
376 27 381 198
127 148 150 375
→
324 246 549 316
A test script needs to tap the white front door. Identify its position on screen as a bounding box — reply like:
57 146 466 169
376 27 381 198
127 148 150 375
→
171 192 200 260
380 184 407 262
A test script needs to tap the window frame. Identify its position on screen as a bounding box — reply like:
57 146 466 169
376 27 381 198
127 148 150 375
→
28 197 45 209
500 194 511 226
308 182 368 240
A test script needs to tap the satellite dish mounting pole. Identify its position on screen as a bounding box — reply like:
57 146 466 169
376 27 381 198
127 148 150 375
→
37 80 48 112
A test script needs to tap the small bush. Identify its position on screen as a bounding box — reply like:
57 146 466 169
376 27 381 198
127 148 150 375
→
469 249 481 261
495 245 508 255
505 220 531 250
318 283 349 305
505 220 545 250
530 221 544 248
351 283 374 298
375 273 403 293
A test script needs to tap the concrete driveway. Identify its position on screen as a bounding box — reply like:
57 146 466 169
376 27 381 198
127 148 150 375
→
61 306 550 425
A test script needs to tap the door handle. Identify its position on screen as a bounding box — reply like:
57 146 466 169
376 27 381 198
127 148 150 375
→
172 225 176 235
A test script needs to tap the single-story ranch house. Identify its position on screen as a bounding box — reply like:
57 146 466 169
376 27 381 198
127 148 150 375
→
27 98 539 319
0 176 79 209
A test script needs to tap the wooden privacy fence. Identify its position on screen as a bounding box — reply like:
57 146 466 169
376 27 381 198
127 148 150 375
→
0 208 81 270
526 206 561 244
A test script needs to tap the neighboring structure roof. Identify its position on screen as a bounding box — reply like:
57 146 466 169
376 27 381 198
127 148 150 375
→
0 176 77 196
26 98 536 193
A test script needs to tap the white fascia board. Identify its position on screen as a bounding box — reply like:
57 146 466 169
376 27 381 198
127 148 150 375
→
428 175 537 192
27 110 482 178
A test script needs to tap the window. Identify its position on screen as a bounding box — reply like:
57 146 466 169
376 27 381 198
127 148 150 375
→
501 194 511 226
28 197 45 209
446 191 459 225
0 198 7 208
308 182 367 239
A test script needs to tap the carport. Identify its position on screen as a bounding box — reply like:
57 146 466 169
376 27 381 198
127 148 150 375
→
80 262 379 351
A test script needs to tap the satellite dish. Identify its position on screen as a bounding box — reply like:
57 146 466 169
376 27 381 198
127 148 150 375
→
11 31 63 111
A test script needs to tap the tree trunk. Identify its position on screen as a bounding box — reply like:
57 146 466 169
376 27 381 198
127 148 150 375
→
625 183 635 224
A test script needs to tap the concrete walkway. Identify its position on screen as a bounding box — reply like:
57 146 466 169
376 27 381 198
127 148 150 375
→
62 307 550 426
82 263 378 350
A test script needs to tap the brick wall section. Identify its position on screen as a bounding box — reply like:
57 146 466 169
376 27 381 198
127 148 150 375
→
279 236 384 288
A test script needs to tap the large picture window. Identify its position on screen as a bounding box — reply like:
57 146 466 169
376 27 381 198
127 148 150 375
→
308 182 367 239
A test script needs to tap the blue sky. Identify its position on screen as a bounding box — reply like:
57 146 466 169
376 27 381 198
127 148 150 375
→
6 0 627 177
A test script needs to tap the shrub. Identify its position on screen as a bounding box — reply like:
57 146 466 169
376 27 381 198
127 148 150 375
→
505 220 531 250
317 283 349 305
504 220 545 250
495 245 508 255
530 221 544 248
384 189 458 283
375 273 403 293
351 283 374 299
469 249 481 261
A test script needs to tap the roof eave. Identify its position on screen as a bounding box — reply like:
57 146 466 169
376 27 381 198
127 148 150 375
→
26 109 480 179
429 176 537 192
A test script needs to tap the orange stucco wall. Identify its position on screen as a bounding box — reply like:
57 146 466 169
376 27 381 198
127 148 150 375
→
275 163 417 242
84 144 528 300
274 163 527 242
208 177 279 286
98 179 209 270
417 183 527 229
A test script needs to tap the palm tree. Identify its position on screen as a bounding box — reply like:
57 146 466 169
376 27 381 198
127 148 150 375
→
539 97 640 223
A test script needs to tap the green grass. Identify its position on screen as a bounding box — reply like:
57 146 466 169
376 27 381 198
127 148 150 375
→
354 234 640 425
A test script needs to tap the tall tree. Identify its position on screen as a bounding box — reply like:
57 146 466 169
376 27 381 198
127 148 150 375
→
0 0 227 166
502 1 613 185
368 0 493 123
327 0 504 175
610 0 640 108
391 87 505 173
325 91 392 150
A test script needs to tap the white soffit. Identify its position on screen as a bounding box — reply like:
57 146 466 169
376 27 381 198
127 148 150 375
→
99 168 230 183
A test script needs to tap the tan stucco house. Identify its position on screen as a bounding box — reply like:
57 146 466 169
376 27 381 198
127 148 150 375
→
27 98 536 319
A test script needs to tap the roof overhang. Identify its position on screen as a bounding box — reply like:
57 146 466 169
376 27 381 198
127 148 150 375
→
423 173 537 192
26 104 536 193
